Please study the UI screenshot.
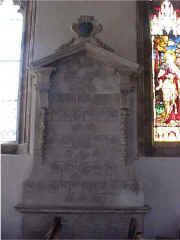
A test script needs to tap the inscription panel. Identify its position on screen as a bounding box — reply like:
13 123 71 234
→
40 53 129 205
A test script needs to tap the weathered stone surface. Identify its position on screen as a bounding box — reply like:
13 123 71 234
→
18 26 146 239
22 213 134 239
22 53 144 209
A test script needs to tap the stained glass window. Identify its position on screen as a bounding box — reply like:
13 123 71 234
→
151 0 180 142
0 0 23 143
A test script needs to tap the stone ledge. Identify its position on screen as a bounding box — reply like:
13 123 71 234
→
15 205 150 214
139 157 180 161
1 143 28 155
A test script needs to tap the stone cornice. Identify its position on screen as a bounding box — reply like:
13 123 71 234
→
15 205 151 214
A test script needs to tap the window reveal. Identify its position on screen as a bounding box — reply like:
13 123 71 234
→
151 0 180 142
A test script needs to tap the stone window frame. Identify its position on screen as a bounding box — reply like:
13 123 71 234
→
1 0 37 154
136 0 180 157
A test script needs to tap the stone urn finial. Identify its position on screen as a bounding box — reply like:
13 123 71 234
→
55 15 114 54
71 16 103 38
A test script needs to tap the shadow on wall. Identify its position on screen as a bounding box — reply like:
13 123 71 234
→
136 158 180 239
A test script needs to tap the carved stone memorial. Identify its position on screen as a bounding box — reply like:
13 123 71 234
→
16 16 149 239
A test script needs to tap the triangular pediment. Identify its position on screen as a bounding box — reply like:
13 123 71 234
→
31 41 138 76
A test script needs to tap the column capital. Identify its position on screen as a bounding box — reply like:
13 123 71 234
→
120 86 135 109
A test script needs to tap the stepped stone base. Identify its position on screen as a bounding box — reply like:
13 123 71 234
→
16 205 150 239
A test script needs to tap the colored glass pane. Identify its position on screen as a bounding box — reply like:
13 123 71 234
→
151 0 180 142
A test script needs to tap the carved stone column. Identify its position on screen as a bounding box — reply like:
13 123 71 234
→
119 73 134 165
30 67 56 163
120 105 129 164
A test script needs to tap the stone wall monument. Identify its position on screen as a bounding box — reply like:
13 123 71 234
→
16 16 149 239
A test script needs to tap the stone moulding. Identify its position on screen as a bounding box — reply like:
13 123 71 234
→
15 205 150 214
